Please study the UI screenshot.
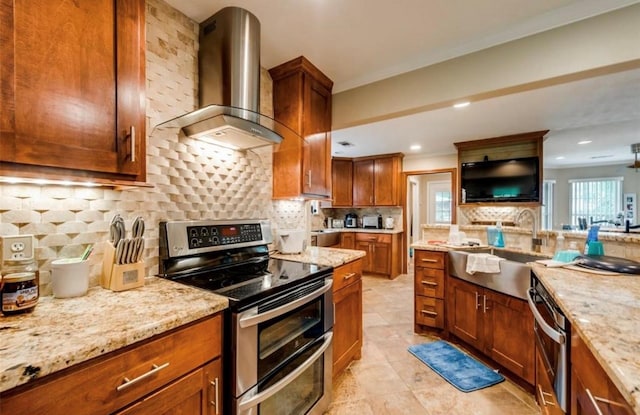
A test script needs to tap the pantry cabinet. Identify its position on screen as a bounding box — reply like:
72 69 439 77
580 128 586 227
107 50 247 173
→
0 315 222 415
447 276 534 385
0 0 146 183
353 154 403 206
332 258 363 377
270 56 333 199
571 330 633 415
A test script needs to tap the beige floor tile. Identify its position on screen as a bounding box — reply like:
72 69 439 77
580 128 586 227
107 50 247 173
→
367 390 430 415
325 399 375 415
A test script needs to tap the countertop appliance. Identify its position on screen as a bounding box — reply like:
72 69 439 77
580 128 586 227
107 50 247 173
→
159 219 333 415
362 215 381 229
384 216 395 229
275 229 306 254
345 213 358 228
527 274 570 413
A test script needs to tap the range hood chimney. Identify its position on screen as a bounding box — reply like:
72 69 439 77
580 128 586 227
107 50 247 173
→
154 7 288 150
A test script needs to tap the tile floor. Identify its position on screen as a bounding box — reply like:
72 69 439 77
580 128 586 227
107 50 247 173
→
326 272 540 415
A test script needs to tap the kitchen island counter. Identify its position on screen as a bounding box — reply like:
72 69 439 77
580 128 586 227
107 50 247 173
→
272 246 367 267
0 277 228 393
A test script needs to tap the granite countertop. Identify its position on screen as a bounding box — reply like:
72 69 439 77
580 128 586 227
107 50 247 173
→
312 228 403 235
272 246 367 267
531 263 640 414
0 277 228 393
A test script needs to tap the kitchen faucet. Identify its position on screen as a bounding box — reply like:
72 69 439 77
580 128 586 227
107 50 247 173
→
516 208 543 252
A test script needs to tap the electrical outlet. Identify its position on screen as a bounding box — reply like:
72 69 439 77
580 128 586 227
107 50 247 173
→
1 235 35 261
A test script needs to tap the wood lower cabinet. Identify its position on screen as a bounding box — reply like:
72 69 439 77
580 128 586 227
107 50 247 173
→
414 250 446 332
355 232 402 278
352 154 403 206
536 350 564 415
447 276 534 385
0 0 146 183
571 330 633 415
270 56 333 199
332 259 363 377
340 232 355 249
0 315 222 415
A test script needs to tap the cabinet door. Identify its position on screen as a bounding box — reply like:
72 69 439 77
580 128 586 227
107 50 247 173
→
447 277 482 348
371 242 391 275
332 159 353 206
373 157 398 206
353 159 374 206
203 359 222 415
536 351 564 415
483 290 534 385
354 241 372 272
340 232 355 249
0 0 145 181
301 76 331 196
333 279 363 377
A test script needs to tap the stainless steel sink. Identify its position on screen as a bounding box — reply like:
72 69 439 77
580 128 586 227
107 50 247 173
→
447 249 542 300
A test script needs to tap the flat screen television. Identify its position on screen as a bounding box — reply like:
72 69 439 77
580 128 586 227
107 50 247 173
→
461 156 539 203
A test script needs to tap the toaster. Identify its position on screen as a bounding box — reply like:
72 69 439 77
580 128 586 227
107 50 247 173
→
362 215 381 229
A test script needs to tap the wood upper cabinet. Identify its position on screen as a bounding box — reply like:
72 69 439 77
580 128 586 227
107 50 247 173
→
0 0 146 183
270 56 333 199
447 276 534 385
571 330 633 415
353 154 403 206
332 259 363 378
332 158 353 207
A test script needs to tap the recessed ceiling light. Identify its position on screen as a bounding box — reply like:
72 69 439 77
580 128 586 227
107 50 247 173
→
337 141 354 147
578 140 592 145
410 144 421 151
556 156 565 160
453 101 470 109
590 155 613 159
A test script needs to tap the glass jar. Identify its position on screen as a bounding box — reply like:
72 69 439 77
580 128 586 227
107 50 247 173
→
1 258 39 315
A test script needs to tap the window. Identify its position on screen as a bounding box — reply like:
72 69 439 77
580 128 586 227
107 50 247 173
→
541 179 555 230
434 191 452 223
569 177 623 226
427 181 451 224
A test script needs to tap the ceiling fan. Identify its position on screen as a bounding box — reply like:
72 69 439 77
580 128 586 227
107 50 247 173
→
629 143 640 171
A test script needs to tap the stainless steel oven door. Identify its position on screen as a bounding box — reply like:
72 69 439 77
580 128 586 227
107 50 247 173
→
232 277 334 397
527 286 568 412
235 331 333 415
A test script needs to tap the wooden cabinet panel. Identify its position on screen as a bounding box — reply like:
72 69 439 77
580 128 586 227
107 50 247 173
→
415 296 445 329
571 331 633 415
270 56 333 199
373 156 398 206
333 260 363 378
447 276 482 348
332 158 353 207
1 316 222 415
536 350 564 415
353 159 374 206
483 290 534 385
415 250 446 269
414 267 445 298
354 232 400 278
340 232 355 249
0 0 146 182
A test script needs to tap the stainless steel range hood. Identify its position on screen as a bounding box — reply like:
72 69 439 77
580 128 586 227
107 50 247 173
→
154 7 289 150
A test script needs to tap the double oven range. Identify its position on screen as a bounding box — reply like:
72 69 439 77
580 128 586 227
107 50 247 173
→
159 220 334 415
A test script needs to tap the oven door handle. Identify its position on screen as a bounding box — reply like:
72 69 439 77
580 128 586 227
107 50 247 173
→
527 288 565 344
239 278 333 328
237 331 333 412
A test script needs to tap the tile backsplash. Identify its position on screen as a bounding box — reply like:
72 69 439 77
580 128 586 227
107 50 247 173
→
0 0 305 295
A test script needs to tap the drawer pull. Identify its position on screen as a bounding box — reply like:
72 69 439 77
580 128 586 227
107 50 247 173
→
475 292 481 310
420 310 438 317
537 385 556 407
368 237 377 241
117 362 170 391
343 272 357 281
420 258 438 263
129 125 136 162
210 377 220 414
586 388 627 413
421 281 438 287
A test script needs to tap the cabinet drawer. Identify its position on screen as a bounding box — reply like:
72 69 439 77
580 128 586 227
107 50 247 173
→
333 259 363 292
1 315 221 415
414 268 445 298
415 250 445 269
415 296 445 329
355 233 391 244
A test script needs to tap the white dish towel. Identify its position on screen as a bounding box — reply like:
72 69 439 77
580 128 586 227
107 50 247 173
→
466 254 504 275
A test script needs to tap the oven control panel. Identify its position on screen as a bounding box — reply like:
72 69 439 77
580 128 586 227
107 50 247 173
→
187 224 263 249
160 219 273 258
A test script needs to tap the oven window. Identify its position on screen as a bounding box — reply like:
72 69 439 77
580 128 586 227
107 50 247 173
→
259 341 325 415
258 298 324 380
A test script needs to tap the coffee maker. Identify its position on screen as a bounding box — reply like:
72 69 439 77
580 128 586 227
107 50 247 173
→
345 213 358 228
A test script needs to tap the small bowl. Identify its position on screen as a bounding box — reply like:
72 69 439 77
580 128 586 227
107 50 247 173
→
552 250 581 263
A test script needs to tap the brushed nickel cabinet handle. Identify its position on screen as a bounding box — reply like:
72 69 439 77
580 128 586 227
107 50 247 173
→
420 310 438 317
537 385 556 407
586 388 626 412
483 295 489 313
343 272 356 280
420 258 438 263
421 280 438 287
117 362 169 391
210 377 220 414
307 170 312 187
130 125 136 162
475 292 480 310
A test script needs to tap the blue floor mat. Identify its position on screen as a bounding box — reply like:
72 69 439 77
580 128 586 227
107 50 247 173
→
408 340 504 392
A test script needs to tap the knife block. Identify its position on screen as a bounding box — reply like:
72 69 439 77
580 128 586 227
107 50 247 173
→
101 242 145 291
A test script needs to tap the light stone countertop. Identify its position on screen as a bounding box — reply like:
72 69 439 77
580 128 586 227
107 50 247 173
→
0 277 228 393
311 228 403 235
531 264 640 414
272 246 367 267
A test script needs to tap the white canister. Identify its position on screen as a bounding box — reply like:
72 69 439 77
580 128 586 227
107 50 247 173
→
384 217 395 229
51 258 90 298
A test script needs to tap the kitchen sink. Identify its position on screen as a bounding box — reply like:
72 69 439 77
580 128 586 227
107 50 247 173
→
447 249 544 300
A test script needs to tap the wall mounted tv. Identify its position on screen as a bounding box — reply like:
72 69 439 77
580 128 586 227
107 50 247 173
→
461 156 540 203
